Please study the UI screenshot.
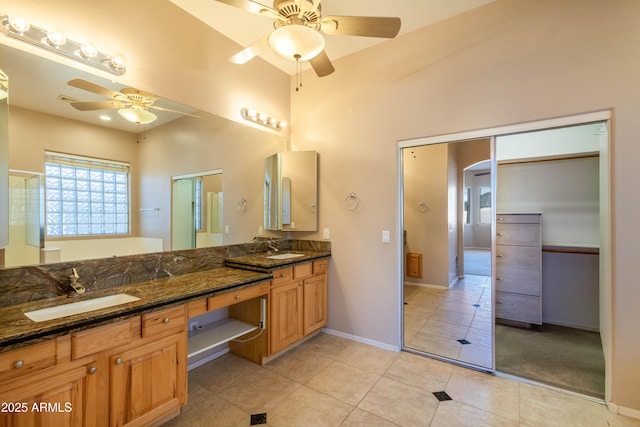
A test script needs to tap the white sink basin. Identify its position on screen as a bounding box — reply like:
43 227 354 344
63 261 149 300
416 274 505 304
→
25 294 141 322
266 253 305 260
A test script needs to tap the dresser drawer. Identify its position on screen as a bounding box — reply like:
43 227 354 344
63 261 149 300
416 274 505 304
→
271 266 294 286
496 214 541 224
496 223 540 246
141 305 186 338
495 291 541 324
313 259 328 275
495 266 540 296
496 245 540 269
72 318 137 359
0 340 57 381
208 282 269 311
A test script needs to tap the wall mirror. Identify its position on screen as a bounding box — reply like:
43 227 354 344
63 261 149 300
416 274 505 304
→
264 150 317 232
0 67 8 249
0 43 287 268
402 138 494 370
172 170 224 250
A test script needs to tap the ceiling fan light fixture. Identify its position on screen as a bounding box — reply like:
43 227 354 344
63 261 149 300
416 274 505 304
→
269 25 325 61
118 107 157 125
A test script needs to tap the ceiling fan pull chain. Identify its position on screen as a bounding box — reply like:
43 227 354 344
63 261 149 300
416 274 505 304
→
295 53 302 92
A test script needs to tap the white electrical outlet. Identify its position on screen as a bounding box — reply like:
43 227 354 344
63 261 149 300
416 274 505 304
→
382 230 390 243
189 321 199 331
224 225 229 233
323 228 330 239
258 225 264 235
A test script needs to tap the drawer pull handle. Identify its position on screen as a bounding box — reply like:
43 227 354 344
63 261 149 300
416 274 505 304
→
497 217 504 221
299 281 303 286
115 358 123 365
305 280 311 285
497 232 503 236
235 295 241 300
280 273 287 278
496 277 503 281
496 254 503 258
496 301 503 305
163 317 170 324
89 367 97 375
14 360 24 369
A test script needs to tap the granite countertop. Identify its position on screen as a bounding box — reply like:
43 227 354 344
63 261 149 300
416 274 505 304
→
224 250 331 272
0 267 271 350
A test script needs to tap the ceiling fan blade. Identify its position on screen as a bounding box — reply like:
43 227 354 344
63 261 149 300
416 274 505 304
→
321 16 401 38
213 0 278 18
67 78 127 100
309 50 335 77
229 35 270 64
70 100 128 111
149 105 201 119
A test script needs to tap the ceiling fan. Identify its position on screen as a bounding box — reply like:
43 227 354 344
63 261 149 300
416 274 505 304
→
218 0 401 77
66 78 200 124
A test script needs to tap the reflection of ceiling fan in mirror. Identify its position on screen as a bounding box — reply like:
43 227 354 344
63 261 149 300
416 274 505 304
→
217 0 401 77
66 79 200 124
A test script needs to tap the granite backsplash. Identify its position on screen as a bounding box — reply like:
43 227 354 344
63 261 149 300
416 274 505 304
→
0 239 330 308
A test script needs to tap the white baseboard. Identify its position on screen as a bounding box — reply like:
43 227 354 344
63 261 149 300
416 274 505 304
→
607 401 640 420
322 328 401 352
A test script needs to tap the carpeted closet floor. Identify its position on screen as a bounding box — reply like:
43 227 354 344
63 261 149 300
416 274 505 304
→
495 323 605 398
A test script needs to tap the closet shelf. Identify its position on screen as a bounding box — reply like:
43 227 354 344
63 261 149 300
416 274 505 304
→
187 318 258 358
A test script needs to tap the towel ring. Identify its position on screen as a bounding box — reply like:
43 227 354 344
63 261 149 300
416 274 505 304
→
345 192 361 211
237 198 247 211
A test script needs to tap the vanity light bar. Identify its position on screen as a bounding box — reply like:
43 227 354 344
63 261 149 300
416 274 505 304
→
240 107 286 131
0 14 126 76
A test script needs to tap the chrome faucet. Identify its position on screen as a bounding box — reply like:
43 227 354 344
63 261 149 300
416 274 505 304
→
68 268 86 296
267 238 279 254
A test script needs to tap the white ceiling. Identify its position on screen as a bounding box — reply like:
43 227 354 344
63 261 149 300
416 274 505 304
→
169 0 495 75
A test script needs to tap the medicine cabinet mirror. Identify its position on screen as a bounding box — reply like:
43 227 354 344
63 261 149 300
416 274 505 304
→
264 151 317 232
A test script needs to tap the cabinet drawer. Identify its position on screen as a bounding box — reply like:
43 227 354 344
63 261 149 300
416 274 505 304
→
187 298 208 318
495 266 540 296
313 259 328 275
0 340 57 381
72 318 137 359
496 214 541 224
496 223 540 246
294 262 312 279
141 305 186 338
208 282 269 311
495 291 541 324
496 245 540 269
271 266 294 286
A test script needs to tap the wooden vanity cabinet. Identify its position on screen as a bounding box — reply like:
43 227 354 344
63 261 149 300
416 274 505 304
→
0 304 187 427
110 305 187 427
269 259 328 355
0 336 102 427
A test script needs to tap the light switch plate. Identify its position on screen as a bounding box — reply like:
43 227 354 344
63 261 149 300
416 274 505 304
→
382 230 390 243
323 228 330 239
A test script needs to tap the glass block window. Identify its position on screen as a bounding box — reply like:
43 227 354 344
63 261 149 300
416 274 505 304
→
44 151 130 237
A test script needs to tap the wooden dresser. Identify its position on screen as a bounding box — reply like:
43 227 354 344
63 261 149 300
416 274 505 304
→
495 213 542 325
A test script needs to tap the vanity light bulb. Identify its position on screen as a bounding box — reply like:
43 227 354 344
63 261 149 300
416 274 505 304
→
258 113 268 122
108 56 125 70
45 30 66 47
247 109 258 119
79 44 98 59
8 16 30 33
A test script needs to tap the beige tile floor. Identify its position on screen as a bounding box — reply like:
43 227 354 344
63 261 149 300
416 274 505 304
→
162 332 639 427
404 274 493 369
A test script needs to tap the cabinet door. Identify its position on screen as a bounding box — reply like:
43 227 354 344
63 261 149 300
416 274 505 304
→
303 273 328 336
0 363 101 427
110 333 185 427
270 280 303 354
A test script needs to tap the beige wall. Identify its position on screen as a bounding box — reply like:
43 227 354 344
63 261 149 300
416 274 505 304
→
289 0 640 413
